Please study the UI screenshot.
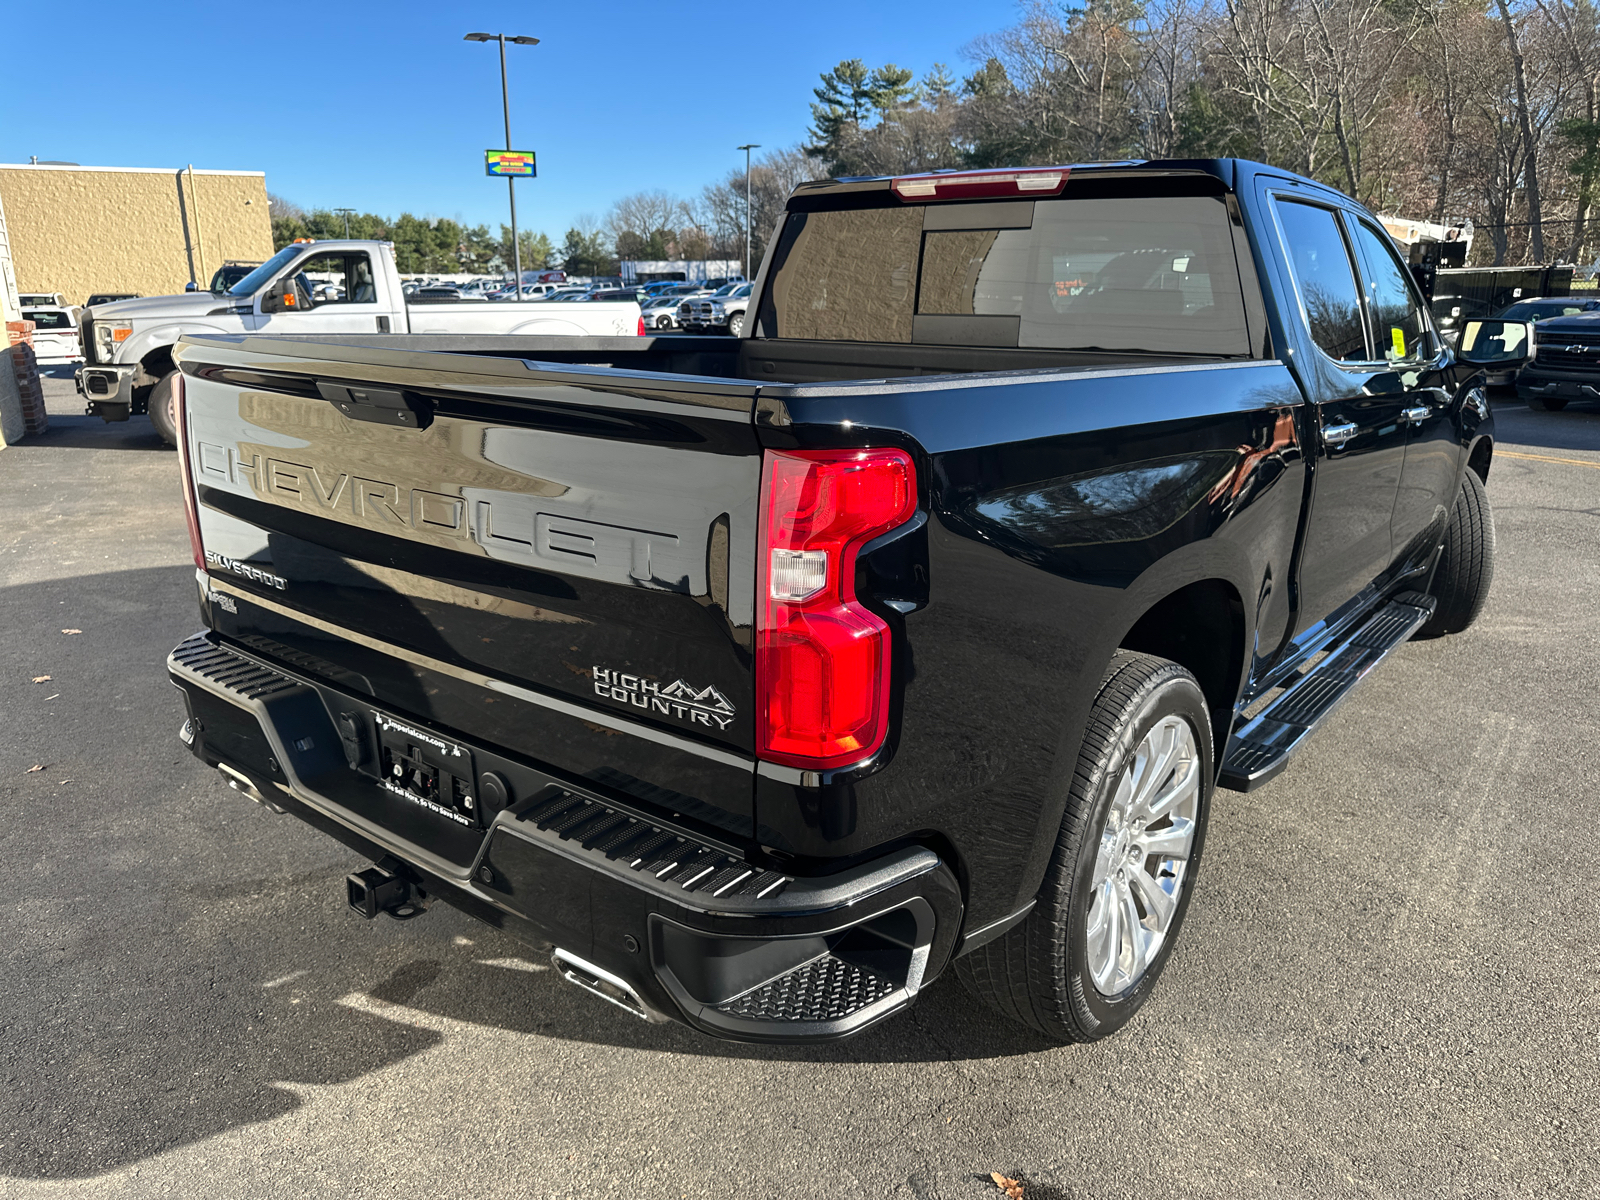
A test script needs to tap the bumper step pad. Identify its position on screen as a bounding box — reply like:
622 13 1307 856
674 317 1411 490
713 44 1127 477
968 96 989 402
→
517 790 791 900
1219 591 1436 792
170 634 303 702
716 954 897 1023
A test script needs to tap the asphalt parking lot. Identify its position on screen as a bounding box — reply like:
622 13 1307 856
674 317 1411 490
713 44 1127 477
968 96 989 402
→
1 370 1596 1199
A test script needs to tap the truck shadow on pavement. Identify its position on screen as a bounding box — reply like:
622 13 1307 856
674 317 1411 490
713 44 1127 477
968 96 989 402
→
357 938 1065 1065
0 563 1057 1182
23 411 172 452
0 888 1058 1181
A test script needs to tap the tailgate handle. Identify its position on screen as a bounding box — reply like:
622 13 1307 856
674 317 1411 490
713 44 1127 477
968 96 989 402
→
316 381 432 430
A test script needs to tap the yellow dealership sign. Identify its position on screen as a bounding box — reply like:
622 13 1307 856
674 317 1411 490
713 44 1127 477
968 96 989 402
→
485 151 537 177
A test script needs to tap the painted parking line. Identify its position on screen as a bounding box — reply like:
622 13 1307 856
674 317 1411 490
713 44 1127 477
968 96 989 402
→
1498 449 1600 471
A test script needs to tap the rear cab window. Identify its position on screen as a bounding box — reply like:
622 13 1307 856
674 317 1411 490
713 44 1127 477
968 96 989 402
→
759 177 1254 356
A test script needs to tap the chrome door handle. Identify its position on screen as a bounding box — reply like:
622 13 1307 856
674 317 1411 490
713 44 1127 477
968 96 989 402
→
1402 405 1430 423
1323 421 1359 446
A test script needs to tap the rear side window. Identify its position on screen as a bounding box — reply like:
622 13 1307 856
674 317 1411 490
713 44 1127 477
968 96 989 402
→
764 207 922 343
761 192 1251 355
1275 201 1367 361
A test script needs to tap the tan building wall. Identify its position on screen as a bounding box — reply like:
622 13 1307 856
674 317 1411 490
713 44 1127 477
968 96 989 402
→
0 164 273 305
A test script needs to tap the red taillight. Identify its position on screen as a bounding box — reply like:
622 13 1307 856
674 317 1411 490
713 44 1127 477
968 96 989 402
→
756 448 916 769
637 315 646 336
173 373 206 572
891 168 1069 202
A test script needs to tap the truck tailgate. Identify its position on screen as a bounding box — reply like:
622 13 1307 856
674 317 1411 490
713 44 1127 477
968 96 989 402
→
178 334 762 835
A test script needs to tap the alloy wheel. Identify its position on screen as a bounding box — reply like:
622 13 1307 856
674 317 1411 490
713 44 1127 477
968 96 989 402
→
1085 714 1200 996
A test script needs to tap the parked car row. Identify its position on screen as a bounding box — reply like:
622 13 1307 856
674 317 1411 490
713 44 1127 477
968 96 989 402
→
677 282 753 335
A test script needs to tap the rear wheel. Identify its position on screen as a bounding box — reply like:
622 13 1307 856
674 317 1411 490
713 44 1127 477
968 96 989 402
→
1419 469 1494 637
1526 396 1568 411
148 371 179 447
956 651 1213 1042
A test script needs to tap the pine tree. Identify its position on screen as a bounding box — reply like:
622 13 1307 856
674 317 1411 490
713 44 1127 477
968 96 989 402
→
807 59 875 160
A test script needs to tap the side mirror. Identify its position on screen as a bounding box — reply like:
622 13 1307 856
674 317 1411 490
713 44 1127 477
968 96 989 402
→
1456 318 1534 367
259 280 299 314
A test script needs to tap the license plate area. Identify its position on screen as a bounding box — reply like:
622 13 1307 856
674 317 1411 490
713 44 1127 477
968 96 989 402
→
374 712 479 828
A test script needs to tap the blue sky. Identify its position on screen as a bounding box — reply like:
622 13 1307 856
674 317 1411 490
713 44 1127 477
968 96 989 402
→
4 0 1015 238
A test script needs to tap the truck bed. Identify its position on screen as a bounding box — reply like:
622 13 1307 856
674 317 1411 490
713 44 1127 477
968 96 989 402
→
224 330 1238 386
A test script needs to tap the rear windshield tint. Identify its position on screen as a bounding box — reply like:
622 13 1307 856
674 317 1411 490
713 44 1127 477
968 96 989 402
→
761 191 1251 355
24 310 73 329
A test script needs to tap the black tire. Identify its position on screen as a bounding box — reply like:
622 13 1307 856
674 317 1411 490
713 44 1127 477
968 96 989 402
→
1419 469 1494 637
955 651 1214 1042
147 371 179 447
1525 396 1568 411
728 311 745 337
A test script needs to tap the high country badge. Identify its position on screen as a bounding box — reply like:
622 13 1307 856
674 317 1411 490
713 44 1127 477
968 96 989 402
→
593 667 735 730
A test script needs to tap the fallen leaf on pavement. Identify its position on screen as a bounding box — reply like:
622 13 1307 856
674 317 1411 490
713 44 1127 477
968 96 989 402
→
44 694 60 700
26 764 46 773
61 629 82 635
32 675 51 683
990 1173 1024 1199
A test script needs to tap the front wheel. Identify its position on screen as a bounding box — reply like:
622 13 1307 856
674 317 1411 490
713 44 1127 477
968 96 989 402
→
956 651 1213 1042
148 371 179 447
727 311 745 337
1419 469 1494 637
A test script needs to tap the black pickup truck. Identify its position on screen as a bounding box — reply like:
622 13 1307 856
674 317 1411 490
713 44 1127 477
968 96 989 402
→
166 159 1529 1045
1515 309 1600 410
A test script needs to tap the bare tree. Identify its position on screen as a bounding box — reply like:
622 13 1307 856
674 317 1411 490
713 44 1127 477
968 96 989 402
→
267 193 304 221
1132 0 1209 158
1536 0 1600 256
698 146 818 270
605 190 689 255
1497 0 1547 258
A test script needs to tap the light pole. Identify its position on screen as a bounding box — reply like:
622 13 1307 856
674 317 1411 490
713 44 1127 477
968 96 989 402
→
334 207 356 238
466 31 540 288
737 143 760 280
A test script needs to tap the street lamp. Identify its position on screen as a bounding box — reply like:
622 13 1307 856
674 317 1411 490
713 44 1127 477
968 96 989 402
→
466 31 541 289
737 143 760 281
334 207 356 238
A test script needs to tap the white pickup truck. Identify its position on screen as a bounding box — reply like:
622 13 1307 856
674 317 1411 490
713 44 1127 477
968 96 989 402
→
76 239 641 444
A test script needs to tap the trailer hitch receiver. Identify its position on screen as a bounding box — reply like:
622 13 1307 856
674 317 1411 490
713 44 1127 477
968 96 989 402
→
346 858 429 921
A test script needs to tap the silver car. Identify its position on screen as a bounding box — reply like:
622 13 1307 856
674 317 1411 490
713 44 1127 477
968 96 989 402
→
642 296 683 329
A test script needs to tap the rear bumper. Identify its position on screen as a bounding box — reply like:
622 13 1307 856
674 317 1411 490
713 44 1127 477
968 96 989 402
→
168 631 962 1042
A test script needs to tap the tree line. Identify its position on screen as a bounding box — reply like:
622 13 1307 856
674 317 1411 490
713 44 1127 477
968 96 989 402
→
790 0 1600 268
268 197 610 275
275 0 1600 276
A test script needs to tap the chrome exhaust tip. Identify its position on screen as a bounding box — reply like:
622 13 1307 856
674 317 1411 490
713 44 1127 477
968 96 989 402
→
217 763 285 814
551 948 670 1023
